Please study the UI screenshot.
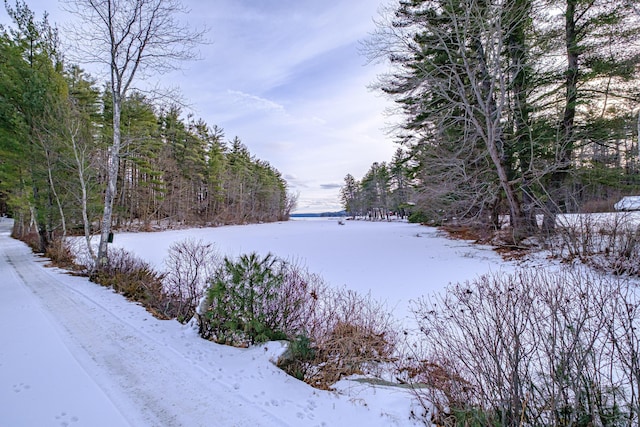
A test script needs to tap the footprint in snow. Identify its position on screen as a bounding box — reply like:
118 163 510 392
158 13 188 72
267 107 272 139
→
55 412 79 426
12 382 30 393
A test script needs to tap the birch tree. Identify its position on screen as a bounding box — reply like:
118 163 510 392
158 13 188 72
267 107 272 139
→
65 0 204 266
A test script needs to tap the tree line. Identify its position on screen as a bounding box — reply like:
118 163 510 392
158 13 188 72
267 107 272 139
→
344 0 640 239
340 148 413 220
0 1 294 258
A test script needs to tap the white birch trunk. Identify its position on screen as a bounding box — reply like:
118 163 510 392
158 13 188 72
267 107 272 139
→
97 95 121 265
70 125 97 264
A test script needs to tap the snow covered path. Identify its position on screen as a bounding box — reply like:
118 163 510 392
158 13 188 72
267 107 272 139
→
0 219 292 426
0 221 132 426
0 218 419 427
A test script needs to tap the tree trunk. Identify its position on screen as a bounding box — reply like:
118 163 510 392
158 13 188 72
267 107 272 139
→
543 0 579 231
45 148 66 240
97 94 121 266
71 128 96 264
474 37 527 241
507 0 537 233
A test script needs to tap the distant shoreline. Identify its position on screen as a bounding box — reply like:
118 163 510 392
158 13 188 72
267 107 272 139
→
290 211 346 218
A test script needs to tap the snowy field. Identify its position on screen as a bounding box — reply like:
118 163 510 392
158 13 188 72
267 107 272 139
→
1 217 520 426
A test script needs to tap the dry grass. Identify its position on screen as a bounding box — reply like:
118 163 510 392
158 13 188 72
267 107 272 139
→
91 248 170 318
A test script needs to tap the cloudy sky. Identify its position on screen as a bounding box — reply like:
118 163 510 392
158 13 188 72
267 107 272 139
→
1 0 397 213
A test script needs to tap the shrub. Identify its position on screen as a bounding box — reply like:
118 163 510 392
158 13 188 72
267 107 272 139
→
276 334 316 381
20 231 42 252
198 252 292 346
548 212 640 276
163 238 220 323
408 211 431 224
408 268 635 426
294 287 398 389
91 248 168 317
197 252 398 389
45 237 78 269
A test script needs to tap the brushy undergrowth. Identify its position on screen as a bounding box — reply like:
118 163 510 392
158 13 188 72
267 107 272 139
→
90 247 169 318
404 268 640 426
197 251 398 389
45 237 80 269
546 212 640 276
163 238 221 323
26 213 640 413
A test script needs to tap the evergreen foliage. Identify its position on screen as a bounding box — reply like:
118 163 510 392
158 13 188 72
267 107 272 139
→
198 253 290 346
339 157 412 220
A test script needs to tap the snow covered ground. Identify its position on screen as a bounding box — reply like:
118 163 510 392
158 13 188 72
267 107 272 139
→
1 217 517 426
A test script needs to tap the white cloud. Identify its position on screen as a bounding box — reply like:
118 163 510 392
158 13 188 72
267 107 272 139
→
226 90 288 116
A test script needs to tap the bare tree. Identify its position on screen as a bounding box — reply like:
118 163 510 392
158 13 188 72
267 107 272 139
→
67 99 98 263
367 0 533 239
64 0 205 266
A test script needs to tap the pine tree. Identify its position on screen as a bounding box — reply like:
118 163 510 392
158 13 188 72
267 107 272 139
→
0 1 67 250
368 0 640 238
340 174 361 219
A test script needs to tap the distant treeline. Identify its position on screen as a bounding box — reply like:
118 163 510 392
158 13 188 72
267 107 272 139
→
290 211 347 218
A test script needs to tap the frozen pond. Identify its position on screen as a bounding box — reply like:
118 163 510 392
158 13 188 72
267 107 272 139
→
110 218 516 326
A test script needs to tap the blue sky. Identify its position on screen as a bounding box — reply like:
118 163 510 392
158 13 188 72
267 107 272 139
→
1 0 396 213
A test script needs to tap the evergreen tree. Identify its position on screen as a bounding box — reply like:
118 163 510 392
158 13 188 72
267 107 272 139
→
367 0 640 238
340 174 361 218
0 1 293 245
118 93 163 227
361 162 390 220
0 1 67 250
388 148 412 218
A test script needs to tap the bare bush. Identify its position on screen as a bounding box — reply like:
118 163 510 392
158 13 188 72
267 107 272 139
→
318 289 397 379
279 285 398 390
45 237 78 269
548 212 640 277
65 237 97 274
196 252 398 389
91 247 168 318
550 213 602 261
272 260 326 338
163 238 220 323
17 231 42 253
603 282 640 424
409 268 635 427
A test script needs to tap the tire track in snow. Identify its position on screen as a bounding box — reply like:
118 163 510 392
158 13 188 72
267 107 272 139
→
0 222 290 427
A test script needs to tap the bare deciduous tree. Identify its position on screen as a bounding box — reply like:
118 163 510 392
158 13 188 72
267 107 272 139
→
366 0 533 239
64 0 205 266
